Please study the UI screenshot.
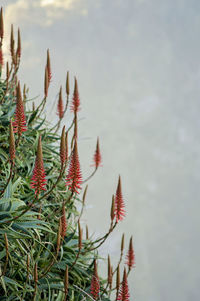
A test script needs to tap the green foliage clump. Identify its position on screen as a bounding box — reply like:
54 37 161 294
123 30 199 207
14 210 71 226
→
0 7 134 301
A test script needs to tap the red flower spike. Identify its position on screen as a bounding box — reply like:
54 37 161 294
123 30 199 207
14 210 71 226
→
90 259 100 300
65 140 82 194
117 268 130 301
9 121 15 163
31 136 47 195
16 28 21 58
61 202 67 239
93 137 102 169
13 82 27 135
0 7 4 40
114 175 125 222
126 236 135 270
46 49 51 85
70 77 80 113
57 86 64 119
60 125 66 169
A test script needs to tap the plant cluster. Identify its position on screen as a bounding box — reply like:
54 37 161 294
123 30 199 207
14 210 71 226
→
0 7 135 300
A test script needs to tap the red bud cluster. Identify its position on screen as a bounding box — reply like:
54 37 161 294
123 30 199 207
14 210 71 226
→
13 82 27 135
65 140 82 194
90 259 100 300
126 236 135 270
117 268 130 301
31 136 47 195
71 77 80 113
57 87 64 119
115 176 125 222
93 137 102 169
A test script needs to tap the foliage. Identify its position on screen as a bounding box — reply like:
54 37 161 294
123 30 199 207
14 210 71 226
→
0 7 134 301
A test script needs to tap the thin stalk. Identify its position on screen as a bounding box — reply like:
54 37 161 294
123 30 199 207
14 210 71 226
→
0 161 14 197
82 167 98 184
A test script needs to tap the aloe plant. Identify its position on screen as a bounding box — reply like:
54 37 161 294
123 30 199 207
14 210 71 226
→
0 7 134 301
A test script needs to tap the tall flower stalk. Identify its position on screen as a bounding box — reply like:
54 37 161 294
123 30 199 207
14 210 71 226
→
31 136 47 195
117 268 130 301
93 137 102 169
115 176 125 222
13 82 27 136
57 86 64 119
126 236 135 271
65 139 82 194
61 202 67 239
46 49 51 84
9 121 15 163
60 125 66 169
90 259 100 300
71 77 80 113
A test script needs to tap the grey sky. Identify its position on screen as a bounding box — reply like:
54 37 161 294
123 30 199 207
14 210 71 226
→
1 0 200 300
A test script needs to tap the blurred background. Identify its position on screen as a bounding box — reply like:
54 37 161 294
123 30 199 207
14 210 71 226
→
1 0 200 300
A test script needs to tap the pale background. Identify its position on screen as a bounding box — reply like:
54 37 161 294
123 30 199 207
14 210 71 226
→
1 0 200 300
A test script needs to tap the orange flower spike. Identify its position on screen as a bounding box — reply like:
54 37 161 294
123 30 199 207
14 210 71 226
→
23 84 27 102
117 268 130 301
57 86 64 119
121 233 125 254
0 47 3 67
71 77 80 113
6 62 10 81
61 203 67 239
46 49 51 85
34 263 38 284
44 66 49 98
65 139 82 194
13 82 27 135
66 71 70 96
56 218 62 255
31 136 47 195
9 121 15 163
116 265 120 297
64 265 69 299
93 137 102 169
60 126 66 169
107 255 112 288
125 236 135 271
10 24 15 59
90 259 100 300
16 28 21 58
0 7 4 40
86 224 89 240
114 175 125 222
4 233 8 255
110 195 115 222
